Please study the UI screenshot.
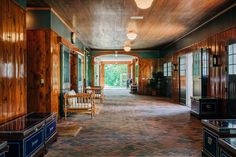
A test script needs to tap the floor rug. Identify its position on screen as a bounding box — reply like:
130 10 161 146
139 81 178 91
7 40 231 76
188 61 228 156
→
57 121 82 137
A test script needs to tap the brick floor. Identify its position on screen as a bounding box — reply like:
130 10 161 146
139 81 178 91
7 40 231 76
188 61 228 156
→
46 89 203 157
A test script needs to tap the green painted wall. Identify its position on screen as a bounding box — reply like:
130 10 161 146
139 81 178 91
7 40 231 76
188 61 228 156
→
26 9 91 86
91 50 161 58
51 12 84 49
27 10 51 29
26 10 84 49
86 55 92 86
15 0 26 8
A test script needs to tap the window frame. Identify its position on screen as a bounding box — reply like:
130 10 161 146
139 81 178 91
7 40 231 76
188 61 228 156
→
163 62 172 77
228 43 236 75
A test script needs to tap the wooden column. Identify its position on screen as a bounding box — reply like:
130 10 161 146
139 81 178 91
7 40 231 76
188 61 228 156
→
100 64 105 87
91 56 95 86
0 0 27 124
128 63 132 79
132 59 136 84
70 53 78 91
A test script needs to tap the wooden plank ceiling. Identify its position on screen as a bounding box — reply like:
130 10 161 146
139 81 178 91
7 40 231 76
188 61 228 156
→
27 0 235 50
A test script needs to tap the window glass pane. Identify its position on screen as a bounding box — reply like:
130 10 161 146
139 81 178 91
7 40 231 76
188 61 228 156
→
164 71 167 76
202 69 206 76
164 63 167 68
234 55 236 64
229 55 233 65
229 45 233 55
163 63 167 76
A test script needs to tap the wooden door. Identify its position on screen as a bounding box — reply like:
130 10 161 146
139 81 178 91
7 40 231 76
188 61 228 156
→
164 62 172 98
179 56 186 105
227 43 236 117
192 49 209 97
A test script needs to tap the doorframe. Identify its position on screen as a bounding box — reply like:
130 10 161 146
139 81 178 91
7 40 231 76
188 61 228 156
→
179 55 187 105
226 40 236 117
186 53 193 107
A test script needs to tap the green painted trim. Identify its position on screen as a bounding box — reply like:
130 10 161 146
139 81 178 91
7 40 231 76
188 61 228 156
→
50 12 84 49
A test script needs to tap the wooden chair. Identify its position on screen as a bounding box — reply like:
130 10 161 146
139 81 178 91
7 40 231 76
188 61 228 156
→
63 91 95 120
85 86 104 103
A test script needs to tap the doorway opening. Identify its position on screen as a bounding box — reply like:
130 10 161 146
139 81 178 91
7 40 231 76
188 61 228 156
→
93 54 138 91
104 64 128 88
179 53 193 107
186 53 193 107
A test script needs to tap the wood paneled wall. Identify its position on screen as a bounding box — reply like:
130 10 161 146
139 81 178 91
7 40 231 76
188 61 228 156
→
50 30 60 113
138 58 161 95
27 29 60 113
70 53 78 91
165 27 236 111
0 0 27 124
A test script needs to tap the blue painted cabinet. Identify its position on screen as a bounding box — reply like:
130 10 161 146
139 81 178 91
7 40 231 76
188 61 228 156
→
0 113 57 157
202 119 236 157
0 141 8 157
219 138 236 157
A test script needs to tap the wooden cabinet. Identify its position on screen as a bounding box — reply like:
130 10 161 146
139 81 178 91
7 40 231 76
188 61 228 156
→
201 119 236 157
219 138 236 157
0 113 57 157
0 141 8 157
191 97 220 118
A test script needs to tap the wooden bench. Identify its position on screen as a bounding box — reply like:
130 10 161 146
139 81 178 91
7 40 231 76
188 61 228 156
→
85 86 104 103
63 90 95 120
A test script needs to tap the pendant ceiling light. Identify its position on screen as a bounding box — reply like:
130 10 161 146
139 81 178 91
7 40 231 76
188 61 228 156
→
134 0 154 9
124 46 131 52
127 31 137 40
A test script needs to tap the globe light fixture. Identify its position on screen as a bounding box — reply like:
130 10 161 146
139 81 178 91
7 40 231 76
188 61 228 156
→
124 46 131 52
127 31 137 40
134 0 154 9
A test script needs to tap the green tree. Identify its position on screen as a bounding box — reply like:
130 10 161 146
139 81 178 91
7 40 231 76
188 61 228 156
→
105 64 128 87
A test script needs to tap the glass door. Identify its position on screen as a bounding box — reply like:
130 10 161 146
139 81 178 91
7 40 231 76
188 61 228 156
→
192 50 202 96
192 48 209 97
179 56 186 105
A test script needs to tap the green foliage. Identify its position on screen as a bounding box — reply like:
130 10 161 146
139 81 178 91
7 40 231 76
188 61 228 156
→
105 64 128 87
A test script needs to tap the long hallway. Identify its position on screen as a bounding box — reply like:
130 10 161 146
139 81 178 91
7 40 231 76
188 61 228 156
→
46 89 203 157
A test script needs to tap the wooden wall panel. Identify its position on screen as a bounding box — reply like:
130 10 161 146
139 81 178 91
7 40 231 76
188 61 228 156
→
138 58 161 95
70 54 78 91
27 29 60 113
50 30 60 113
0 0 27 124
27 30 51 112
100 64 105 87
165 27 236 113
